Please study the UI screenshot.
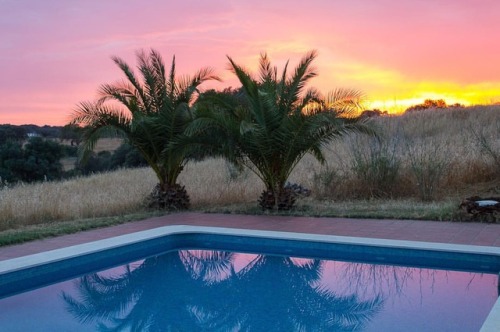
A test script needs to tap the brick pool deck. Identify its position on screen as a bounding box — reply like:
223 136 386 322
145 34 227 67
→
1 212 499 261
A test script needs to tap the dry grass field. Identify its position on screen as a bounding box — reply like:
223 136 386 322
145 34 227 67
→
308 105 500 201
0 105 498 230
93 138 124 152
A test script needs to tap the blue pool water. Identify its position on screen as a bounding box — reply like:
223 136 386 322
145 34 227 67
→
0 229 499 331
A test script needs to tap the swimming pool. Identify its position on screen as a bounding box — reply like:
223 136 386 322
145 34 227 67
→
0 226 499 331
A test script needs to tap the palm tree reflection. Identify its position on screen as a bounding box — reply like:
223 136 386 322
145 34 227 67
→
63 251 383 331
63 251 234 331
210 255 383 331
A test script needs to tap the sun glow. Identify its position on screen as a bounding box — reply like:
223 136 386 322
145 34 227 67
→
365 96 471 114
364 87 500 114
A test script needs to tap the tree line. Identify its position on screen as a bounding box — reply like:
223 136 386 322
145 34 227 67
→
0 125 147 184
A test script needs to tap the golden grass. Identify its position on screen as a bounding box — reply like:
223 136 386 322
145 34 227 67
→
0 105 498 230
180 159 263 207
309 105 500 200
0 169 156 231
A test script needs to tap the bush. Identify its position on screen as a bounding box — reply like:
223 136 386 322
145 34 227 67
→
110 143 147 169
347 134 402 198
0 141 24 183
74 151 113 175
72 143 147 176
405 137 452 201
0 125 26 144
0 137 64 183
469 121 500 175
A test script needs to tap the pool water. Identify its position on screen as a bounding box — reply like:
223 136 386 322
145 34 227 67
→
0 249 497 331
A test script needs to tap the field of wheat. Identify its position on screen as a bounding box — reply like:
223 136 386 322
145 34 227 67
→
0 105 498 230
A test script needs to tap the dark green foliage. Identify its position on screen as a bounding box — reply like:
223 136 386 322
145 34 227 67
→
62 145 78 157
22 137 64 181
0 141 24 182
0 125 26 144
0 137 64 183
110 143 148 168
60 124 84 146
75 151 112 175
72 143 148 175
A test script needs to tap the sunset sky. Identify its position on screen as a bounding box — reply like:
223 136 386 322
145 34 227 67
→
1 0 500 125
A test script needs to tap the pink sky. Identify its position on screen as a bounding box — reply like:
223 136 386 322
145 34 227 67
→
1 0 500 125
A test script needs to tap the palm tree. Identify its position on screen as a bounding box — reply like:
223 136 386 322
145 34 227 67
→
70 49 219 210
190 51 373 210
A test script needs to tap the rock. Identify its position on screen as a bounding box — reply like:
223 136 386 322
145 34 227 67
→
284 182 311 198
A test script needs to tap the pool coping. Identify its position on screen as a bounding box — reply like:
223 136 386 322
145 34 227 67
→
0 225 499 331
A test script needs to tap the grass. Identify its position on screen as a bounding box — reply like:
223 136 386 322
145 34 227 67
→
200 199 460 221
0 169 156 231
0 105 498 246
0 211 163 247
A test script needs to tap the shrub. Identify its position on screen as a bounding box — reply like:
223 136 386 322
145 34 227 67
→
469 121 500 175
347 134 402 198
404 137 452 201
0 137 64 183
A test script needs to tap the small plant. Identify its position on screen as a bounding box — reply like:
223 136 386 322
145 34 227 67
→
347 134 402 198
469 121 500 174
405 137 452 201
312 165 343 198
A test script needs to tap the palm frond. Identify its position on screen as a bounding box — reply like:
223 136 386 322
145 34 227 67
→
258 52 278 84
111 55 148 107
167 55 177 101
326 88 365 116
282 50 318 109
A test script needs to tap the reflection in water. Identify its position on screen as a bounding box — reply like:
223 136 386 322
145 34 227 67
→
208 255 383 331
333 262 440 299
63 251 383 331
63 251 234 331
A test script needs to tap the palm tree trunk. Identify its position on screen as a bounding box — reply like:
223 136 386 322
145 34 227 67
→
258 184 296 210
147 182 190 210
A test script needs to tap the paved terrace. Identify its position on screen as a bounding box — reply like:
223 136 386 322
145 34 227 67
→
1 213 499 260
